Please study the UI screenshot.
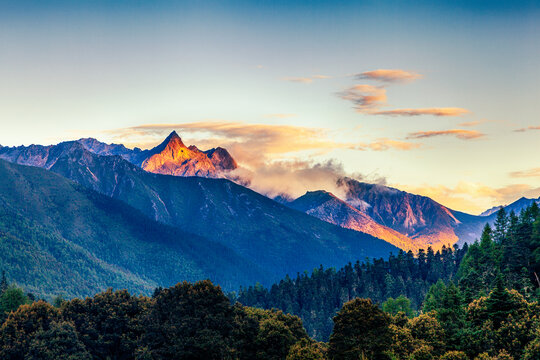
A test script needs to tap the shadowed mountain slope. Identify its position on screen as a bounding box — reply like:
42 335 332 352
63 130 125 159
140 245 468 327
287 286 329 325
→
0 159 266 298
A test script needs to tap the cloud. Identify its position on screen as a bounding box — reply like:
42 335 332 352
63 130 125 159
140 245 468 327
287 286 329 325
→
367 138 421 151
509 168 540 178
283 77 313 84
356 69 422 83
264 113 297 119
397 182 540 214
282 75 332 84
514 126 540 132
338 84 470 117
407 129 485 140
337 85 387 111
312 75 332 79
372 108 470 117
229 159 382 201
106 122 416 200
459 119 488 127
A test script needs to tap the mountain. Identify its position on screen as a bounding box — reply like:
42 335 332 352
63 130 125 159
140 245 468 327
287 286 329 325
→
141 131 222 177
337 178 461 248
0 159 266 299
0 142 398 288
480 197 540 217
78 131 237 177
288 191 423 252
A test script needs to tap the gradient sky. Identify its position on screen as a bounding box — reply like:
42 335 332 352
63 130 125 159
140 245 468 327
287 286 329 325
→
1 1 540 214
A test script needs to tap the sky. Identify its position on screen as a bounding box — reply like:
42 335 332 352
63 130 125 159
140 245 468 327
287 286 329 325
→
1 0 540 214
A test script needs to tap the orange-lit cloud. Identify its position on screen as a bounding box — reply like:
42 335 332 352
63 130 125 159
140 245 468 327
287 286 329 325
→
509 168 540 178
459 119 489 127
110 122 418 165
107 122 417 199
356 69 422 83
397 182 540 214
337 85 387 111
514 126 540 132
339 82 470 117
407 129 485 140
373 108 470 117
367 138 421 151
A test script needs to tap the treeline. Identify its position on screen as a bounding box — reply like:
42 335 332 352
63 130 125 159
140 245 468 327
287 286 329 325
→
236 204 540 343
2 205 540 359
0 279 321 360
235 243 468 340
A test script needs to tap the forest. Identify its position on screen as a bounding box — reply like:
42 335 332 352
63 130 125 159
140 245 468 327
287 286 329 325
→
1 204 540 359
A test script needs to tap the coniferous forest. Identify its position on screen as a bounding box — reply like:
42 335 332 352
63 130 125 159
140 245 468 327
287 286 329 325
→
1 204 540 359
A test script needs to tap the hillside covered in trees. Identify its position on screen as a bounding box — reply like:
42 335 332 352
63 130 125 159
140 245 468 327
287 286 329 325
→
1 204 540 359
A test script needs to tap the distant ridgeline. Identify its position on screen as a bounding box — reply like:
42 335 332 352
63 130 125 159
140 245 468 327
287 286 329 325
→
2 209 540 360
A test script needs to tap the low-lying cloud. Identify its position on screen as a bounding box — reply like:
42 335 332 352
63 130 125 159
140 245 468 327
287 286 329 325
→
107 121 417 200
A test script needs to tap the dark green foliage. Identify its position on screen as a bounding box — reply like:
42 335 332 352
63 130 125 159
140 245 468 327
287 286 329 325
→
244 307 309 360
0 301 60 359
237 245 466 340
62 289 150 360
139 280 235 359
25 321 91 360
328 298 391 360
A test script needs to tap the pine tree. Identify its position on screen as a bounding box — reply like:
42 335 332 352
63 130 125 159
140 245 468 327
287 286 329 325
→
493 208 509 244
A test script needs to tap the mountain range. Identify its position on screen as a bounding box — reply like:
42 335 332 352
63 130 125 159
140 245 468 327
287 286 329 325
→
0 131 534 297
0 135 398 298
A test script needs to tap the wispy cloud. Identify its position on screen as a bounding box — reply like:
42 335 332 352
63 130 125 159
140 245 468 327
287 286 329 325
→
514 125 540 132
373 108 470 117
283 77 313 84
356 69 422 83
367 138 421 151
459 119 488 127
406 129 485 140
283 74 332 84
340 68 470 117
338 84 470 117
509 168 540 178
264 113 297 119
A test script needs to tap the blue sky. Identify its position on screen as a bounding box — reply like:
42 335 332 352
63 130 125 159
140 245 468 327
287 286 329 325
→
1 1 540 213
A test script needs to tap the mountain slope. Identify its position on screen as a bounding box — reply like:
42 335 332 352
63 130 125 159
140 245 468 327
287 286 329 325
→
0 144 398 283
0 159 266 298
288 191 423 252
337 178 474 249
